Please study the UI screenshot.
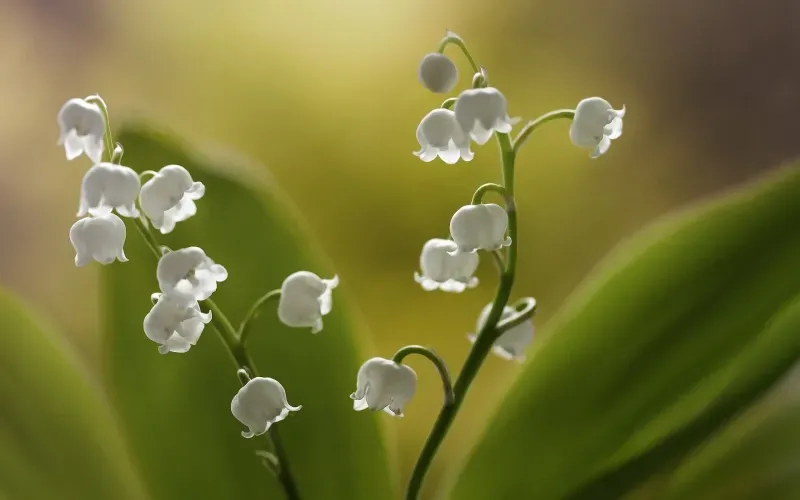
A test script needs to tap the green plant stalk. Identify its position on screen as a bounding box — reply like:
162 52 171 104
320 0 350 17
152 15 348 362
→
392 345 455 406
92 101 302 500
404 132 518 500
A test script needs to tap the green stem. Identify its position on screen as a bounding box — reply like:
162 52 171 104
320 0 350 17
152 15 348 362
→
471 183 508 206
392 345 455 406
437 32 480 75
203 300 302 500
404 132 518 500
238 289 282 345
513 109 575 154
440 97 457 110
133 218 162 258
84 95 114 162
496 297 537 335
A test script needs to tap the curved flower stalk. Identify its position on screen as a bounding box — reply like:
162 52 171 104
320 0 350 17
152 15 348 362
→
399 31 625 500
57 95 304 500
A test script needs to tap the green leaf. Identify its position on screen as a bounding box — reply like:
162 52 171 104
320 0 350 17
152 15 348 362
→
662 295 800 499
446 165 800 500
103 125 394 500
0 288 149 500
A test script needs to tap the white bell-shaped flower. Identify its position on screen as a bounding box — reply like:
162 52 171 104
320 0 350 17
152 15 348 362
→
157 247 228 301
469 303 534 362
418 53 459 93
277 271 339 334
453 87 516 145
139 165 205 234
78 162 141 218
231 377 301 438
569 97 625 158
414 238 479 292
449 203 511 254
69 213 128 267
351 357 417 417
57 97 106 163
144 293 212 354
413 109 474 164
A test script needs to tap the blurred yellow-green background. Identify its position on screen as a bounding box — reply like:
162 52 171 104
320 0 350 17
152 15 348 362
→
2 0 799 497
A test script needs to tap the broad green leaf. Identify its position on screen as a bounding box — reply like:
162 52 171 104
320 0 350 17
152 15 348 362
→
103 126 393 500
447 165 800 500
662 295 800 499
0 288 148 500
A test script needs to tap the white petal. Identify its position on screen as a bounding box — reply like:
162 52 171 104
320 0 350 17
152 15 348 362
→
591 136 612 158
63 130 85 160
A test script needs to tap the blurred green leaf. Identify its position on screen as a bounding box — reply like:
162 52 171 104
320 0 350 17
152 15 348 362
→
446 165 800 500
662 295 800 499
103 125 394 500
0 288 148 500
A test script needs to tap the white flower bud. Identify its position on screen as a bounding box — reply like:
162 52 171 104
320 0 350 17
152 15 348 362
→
57 97 106 163
77 162 141 218
453 87 516 145
139 165 205 234
468 303 534 362
351 357 417 417
449 203 511 254
418 53 459 93
231 377 301 438
413 109 473 164
143 293 212 354
69 213 128 267
569 97 625 158
277 271 339 334
157 247 228 301
414 238 479 292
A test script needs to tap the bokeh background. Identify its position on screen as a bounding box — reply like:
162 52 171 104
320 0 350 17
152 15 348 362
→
1 0 799 496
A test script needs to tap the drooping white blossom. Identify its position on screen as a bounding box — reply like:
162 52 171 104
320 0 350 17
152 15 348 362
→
414 238 479 292
77 162 141 218
351 357 417 417
57 97 106 163
449 203 511 254
453 87 516 145
468 303 534 362
413 109 473 164
569 97 625 158
144 293 212 354
418 53 459 93
277 271 339 334
157 247 228 301
231 377 301 438
69 213 128 267
139 165 205 234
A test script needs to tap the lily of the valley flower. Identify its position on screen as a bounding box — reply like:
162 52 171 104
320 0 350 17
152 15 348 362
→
157 247 228 301
231 377 301 438
413 109 474 164
449 203 511 254
78 162 141 218
414 238 479 292
453 87 516 145
139 165 205 234
144 293 212 354
468 303 534 362
351 357 417 417
569 97 625 158
277 271 339 334
57 97 106 163
418 53 459 93
69 214 128 267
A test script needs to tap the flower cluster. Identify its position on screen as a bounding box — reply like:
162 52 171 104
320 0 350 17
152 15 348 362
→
348 32 627 424
58 96 341 438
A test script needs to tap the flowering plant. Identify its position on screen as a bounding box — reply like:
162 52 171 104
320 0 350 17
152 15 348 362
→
35 28 800 500
59 30 625 499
